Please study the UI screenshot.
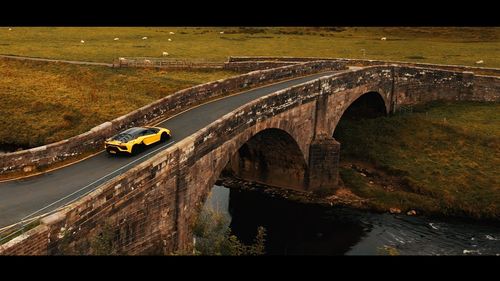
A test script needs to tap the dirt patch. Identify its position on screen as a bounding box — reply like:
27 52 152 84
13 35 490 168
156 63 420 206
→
216 176 370 209
340 160 413 193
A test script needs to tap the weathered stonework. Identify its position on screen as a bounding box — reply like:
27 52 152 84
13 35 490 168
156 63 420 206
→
307 136 341 191
228 56 500 76
1 64 498 255
223 61 302 72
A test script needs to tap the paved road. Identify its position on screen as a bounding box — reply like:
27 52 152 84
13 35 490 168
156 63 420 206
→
0 70 340 229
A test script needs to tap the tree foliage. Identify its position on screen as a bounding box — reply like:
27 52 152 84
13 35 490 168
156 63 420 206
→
192 208 266 256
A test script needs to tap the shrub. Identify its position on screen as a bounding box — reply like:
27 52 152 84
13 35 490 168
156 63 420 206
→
193 207 267 256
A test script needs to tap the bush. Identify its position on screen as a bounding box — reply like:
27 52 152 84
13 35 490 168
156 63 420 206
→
90 222 116 255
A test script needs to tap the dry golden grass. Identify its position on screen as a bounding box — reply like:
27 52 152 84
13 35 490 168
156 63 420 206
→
0 58 238 149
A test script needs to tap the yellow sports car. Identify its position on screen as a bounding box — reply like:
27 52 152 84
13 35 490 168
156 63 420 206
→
105 126 171 155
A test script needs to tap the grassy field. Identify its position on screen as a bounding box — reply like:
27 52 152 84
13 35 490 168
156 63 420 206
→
0 58 238 150
0 26 498 150
0 27 499 67
335 101 500 220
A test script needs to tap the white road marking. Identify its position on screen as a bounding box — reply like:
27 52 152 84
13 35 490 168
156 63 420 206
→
17 140 176 223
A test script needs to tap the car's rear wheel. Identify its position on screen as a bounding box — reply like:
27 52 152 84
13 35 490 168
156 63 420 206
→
131 144 144 156
106 147 119 155
160 132 170 142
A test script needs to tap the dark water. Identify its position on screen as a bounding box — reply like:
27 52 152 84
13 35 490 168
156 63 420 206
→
205 185 500 255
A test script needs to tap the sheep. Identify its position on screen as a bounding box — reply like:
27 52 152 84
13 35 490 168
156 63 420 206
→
142 36 148 40
119 57 126 61
8 28 12 31
80 40 85 44
476 60 484 64
162 52 169 56
169 31 175 35
144 59 152 64
219 31 224 34
114 37 119 41
380 37 387 41
168 38 172 42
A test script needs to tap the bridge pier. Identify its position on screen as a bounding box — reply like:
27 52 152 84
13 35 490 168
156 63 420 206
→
307 134 340 192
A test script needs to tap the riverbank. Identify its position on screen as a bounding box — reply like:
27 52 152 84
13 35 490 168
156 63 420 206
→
209 184 500 255
217 173 499 225
335 101 499 221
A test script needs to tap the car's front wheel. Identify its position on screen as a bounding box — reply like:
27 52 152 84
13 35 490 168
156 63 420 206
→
160 132 170 142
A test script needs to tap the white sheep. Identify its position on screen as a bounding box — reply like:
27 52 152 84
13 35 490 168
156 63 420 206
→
142 36 148 40
114 37 119 41
8 28 12 31
80 40 85 44
162 52 169 56
169 31 175 35
144 59 152 64
380 37 387 41
119 57 126 60
168 38 172 42
476 60 484 64
219 31 224 34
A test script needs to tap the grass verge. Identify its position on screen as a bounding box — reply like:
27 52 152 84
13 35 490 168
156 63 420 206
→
335 101 500 220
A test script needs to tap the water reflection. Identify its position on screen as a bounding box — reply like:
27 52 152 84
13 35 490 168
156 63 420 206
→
206 185 500 255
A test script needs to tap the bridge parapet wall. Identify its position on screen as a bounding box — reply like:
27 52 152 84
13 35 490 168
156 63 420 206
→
393 66 500 110
0 60 345 177
228 56 500 76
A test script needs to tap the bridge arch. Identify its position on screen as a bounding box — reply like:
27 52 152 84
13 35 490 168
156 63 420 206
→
188 123 314 223
328 90 389 137
221 128 309 190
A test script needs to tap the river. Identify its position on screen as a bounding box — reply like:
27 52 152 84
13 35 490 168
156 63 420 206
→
205 185 500 255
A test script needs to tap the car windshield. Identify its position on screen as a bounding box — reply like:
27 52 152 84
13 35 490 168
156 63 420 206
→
111 127 145 142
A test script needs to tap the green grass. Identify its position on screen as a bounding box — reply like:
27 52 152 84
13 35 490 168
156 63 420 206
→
335 101 500 219
0 27 499 67
0 58 238 149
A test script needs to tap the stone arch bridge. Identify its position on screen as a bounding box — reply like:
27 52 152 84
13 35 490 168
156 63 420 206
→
1 64 498 255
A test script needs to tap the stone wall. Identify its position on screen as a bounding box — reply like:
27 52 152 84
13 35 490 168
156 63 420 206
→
0 60 346 176
223 61 300 72
1 64 498 255
471 75 500 102
392 67 500 108
228 56 500 76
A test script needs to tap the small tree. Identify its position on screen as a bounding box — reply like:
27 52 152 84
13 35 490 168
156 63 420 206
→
192 207 267 256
